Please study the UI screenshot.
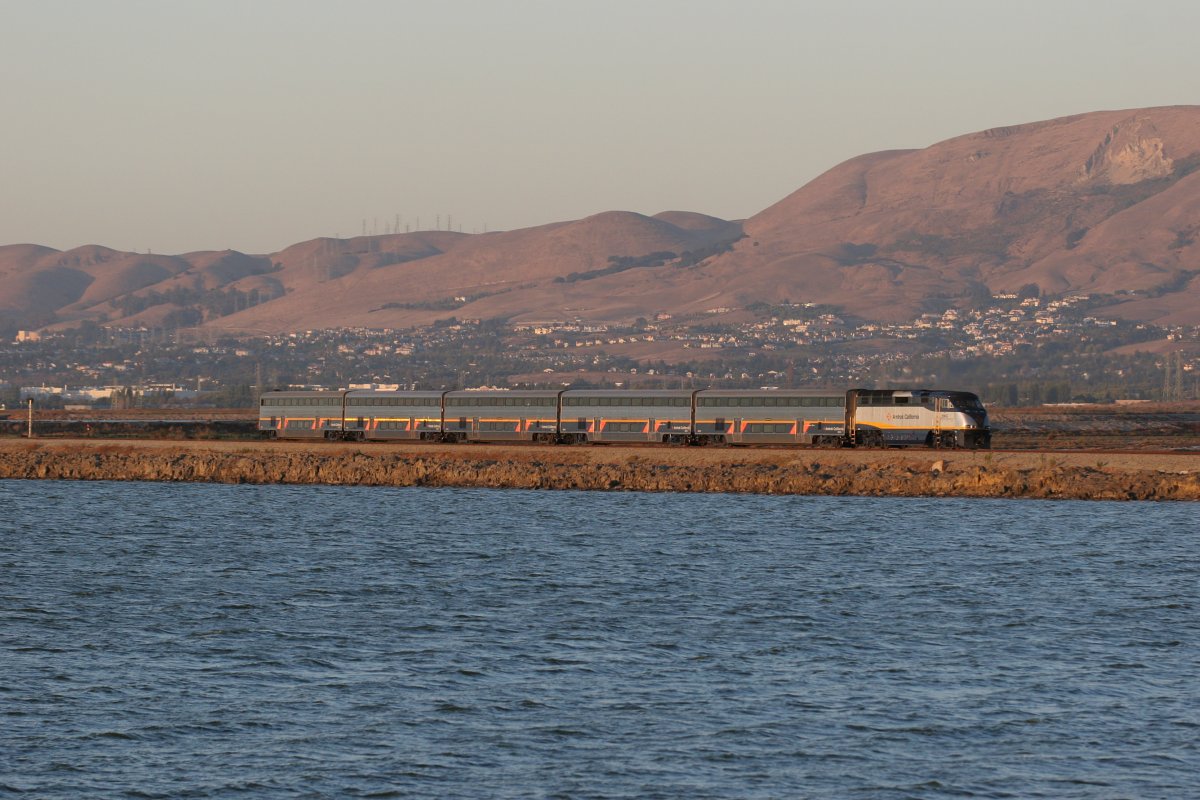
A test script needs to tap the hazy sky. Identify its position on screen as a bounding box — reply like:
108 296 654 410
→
2 0 1197 255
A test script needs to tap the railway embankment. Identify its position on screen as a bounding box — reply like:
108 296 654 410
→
1 439 1198 500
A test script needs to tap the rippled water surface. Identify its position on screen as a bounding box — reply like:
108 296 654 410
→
2 481 1198 798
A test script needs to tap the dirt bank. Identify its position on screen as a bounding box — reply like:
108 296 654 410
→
1 439 1197 500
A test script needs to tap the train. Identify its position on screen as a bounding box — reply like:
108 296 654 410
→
258 387 991 449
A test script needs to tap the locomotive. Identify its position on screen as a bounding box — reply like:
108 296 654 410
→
259 387 991 449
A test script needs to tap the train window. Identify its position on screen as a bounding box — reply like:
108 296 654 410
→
747 423 788 433
895 396 909 405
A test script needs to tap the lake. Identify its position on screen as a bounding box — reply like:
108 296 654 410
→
2 481 1197 798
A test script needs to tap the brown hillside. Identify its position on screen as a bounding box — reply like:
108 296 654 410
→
698 106 1200 322
204 211 742 331
3 106 1199 334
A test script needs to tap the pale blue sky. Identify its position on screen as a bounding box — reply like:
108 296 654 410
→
2 0 1196 254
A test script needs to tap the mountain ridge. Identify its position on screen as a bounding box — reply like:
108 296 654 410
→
2 105 1198 335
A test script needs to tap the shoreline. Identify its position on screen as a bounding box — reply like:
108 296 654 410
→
1 439 1198 500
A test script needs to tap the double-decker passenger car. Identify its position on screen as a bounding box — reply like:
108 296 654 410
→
258 386 990 448
693 389 846 446
442 390 561 442
343 390 444 440
559 390 693 444
258 390 349 439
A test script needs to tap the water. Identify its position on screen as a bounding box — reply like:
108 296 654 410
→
2 481 1197 798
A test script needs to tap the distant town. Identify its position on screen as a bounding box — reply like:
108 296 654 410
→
2 291 1196 411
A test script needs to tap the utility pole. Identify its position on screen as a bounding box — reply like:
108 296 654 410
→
26 398 33 439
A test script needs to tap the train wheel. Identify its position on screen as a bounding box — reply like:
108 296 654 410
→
857 430 884 448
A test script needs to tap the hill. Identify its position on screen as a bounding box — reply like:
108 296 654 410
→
2 106 1198 335
701 106 1200 323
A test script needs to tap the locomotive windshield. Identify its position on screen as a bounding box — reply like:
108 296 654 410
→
947 394 985 412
